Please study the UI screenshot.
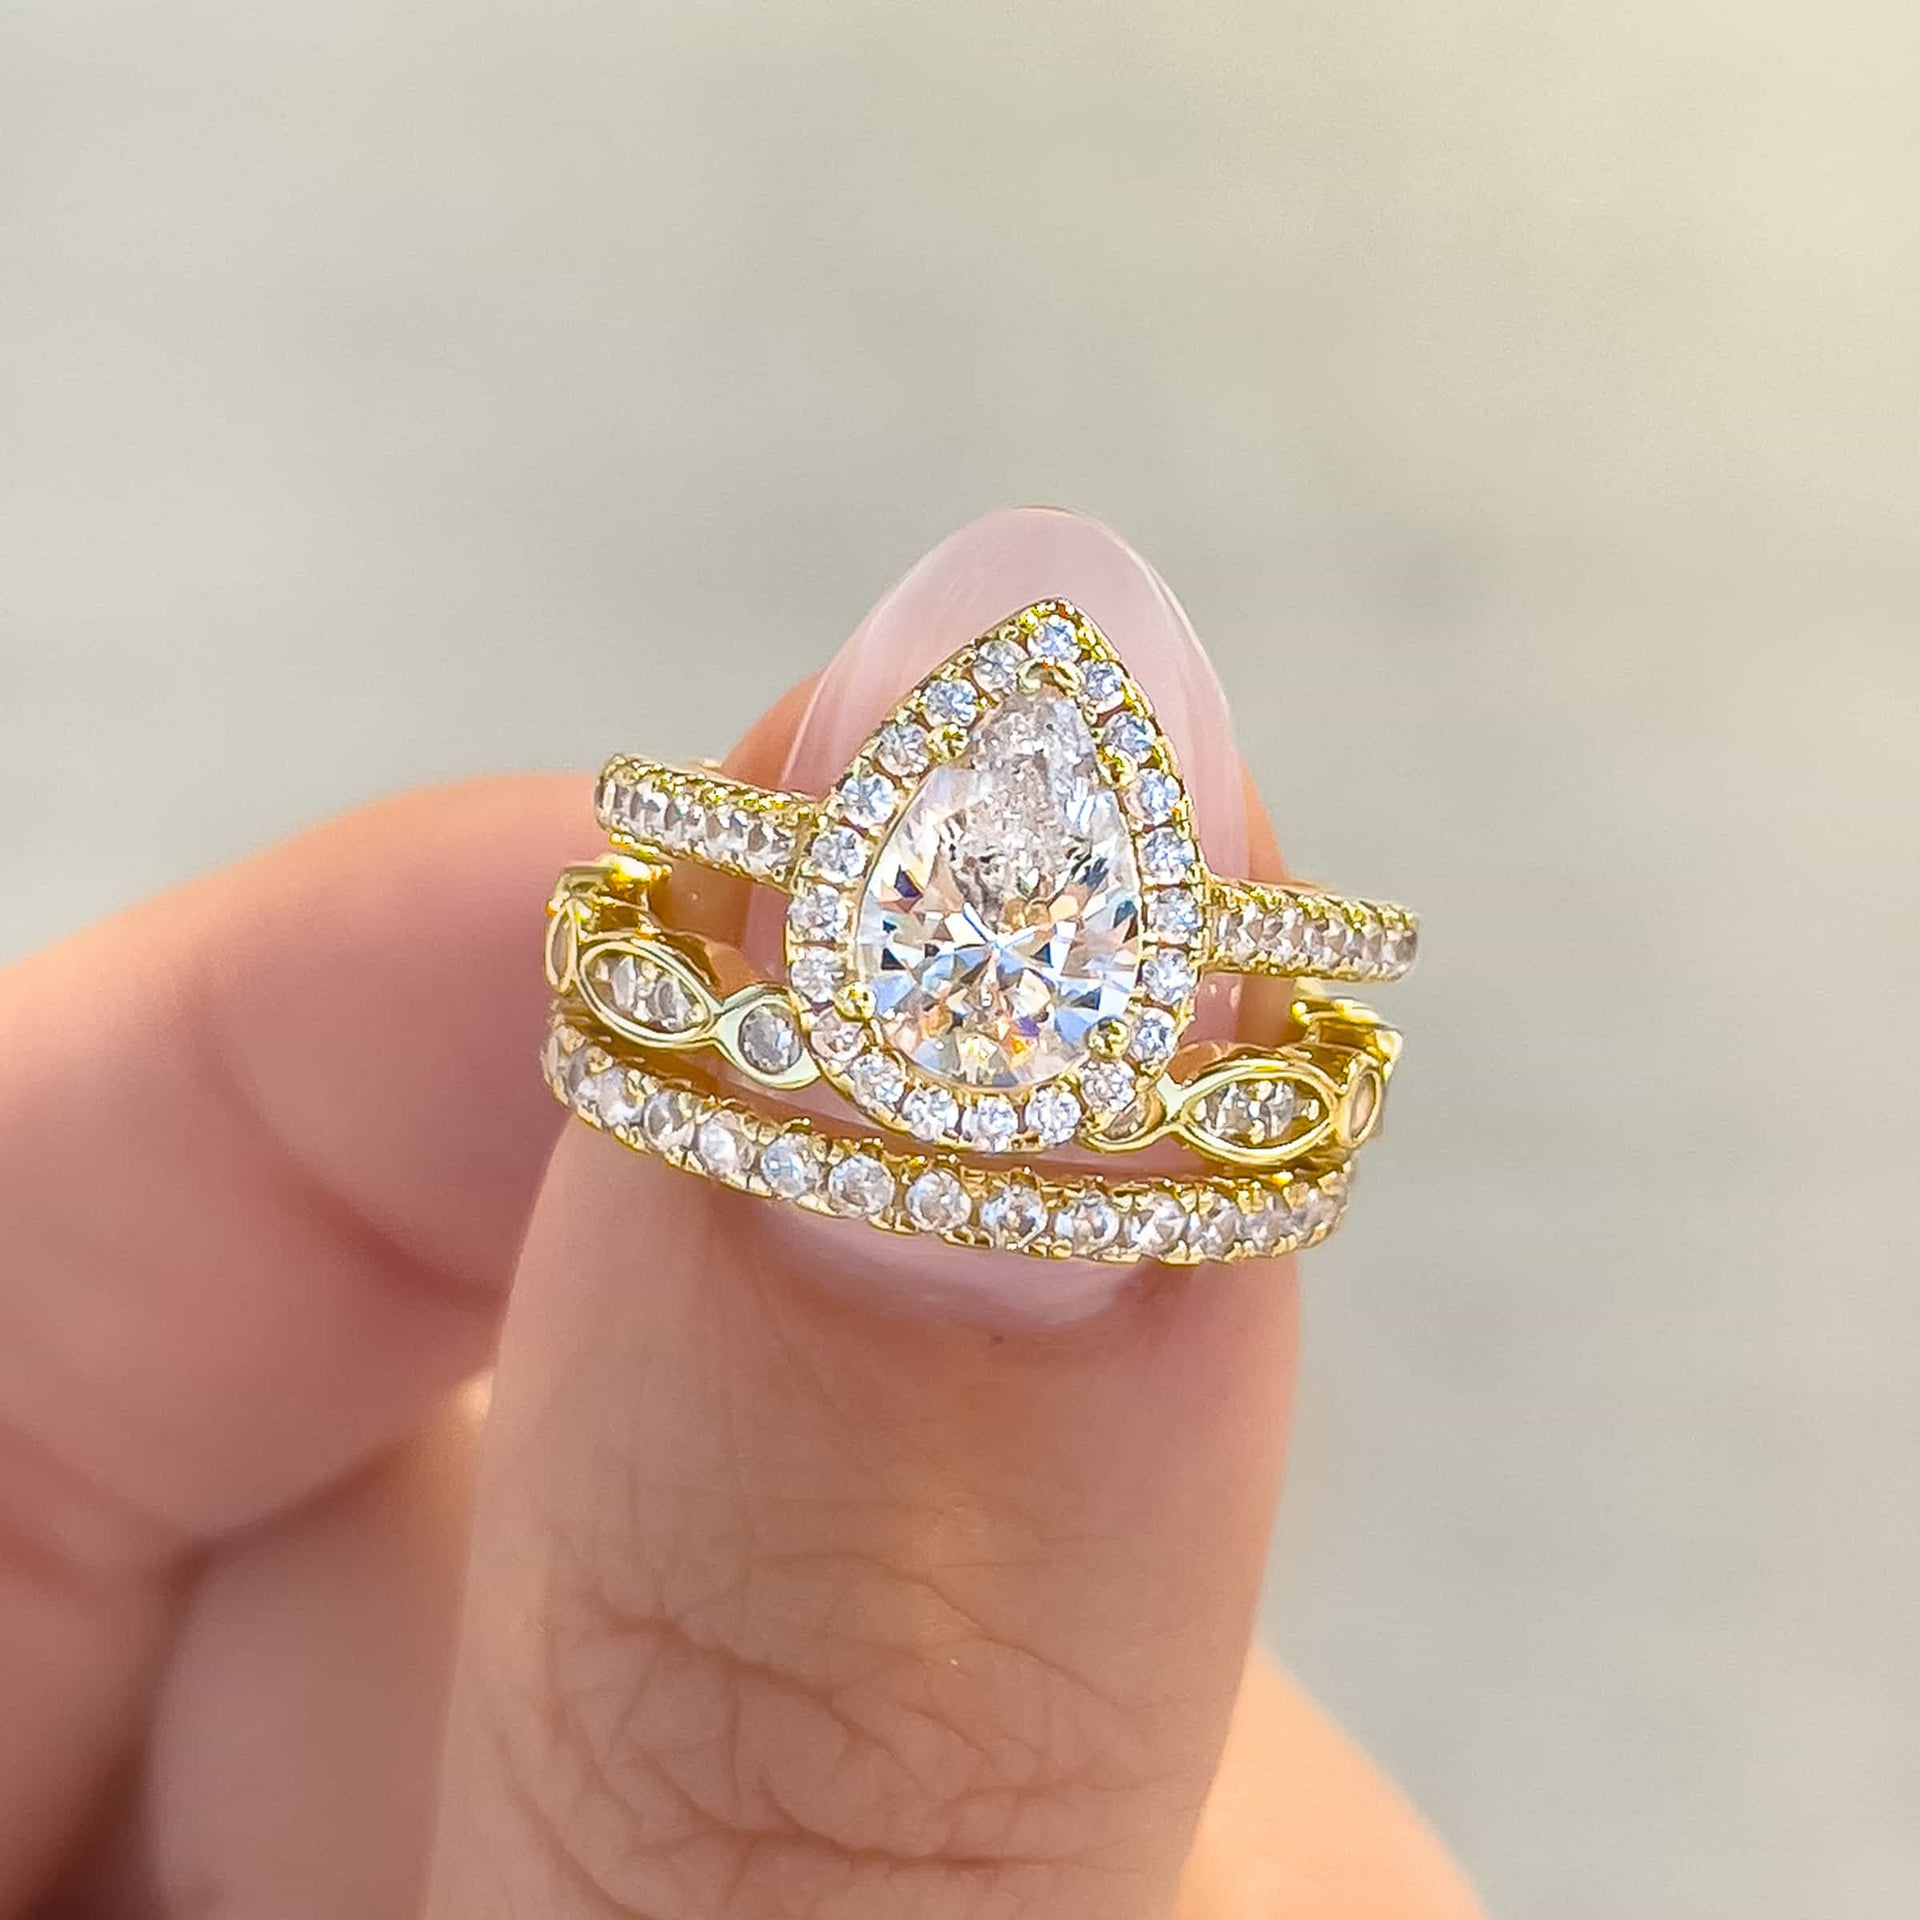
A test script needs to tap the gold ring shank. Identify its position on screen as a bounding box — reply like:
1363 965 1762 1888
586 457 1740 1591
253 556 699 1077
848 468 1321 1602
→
543 1016 1354 1265
594 754 1418 987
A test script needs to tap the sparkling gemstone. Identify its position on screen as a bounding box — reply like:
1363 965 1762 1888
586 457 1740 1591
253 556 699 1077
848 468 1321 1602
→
828 1153 894 1218
1128 1009 1178 1067
561 1043 601 1105
1285 1181 1333 1239
1260 902 1303 962
1147 888 1202 942
1128 1193 1188 1258
921 677 980 728
742 816 795 878
788 884 848 942
965 1094 1019 1151
739 1003 802 1075
1198 1078 1298 1145
1188 1196 1241 1259
906 1167 971 1232
663 794 702 848
982 1183 1048 1249
593 951 643 1016
1080 661 1125 709
854 689 1143 1090
542 1025 572 1087
1241 1202 1293 1256
1078 1059 1138 1113
629 782 669 839
1141 950 1195 1005
641 1087 696 1154
589 1066 642 1130
760 1131 824 1199
807 826 867 881
837 771 897 829
696 1110 755 1182
1306 911 1353 968
1058 1191 1120 1256
970 637 1025 695
900 1083 961 1141
1138 828 1194 884
808 1008 864 1064
875 720 931 777
1125 769 1180 825
1101 711 1154 764
848 1051 907 1112
788 949 842 1004
1028 613 1080 663
704 804 749 862
1025 1083 1081 1144
644 970 699 1032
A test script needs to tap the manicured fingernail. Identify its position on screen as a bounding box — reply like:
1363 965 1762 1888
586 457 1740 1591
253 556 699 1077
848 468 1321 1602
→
741 508 1255 1324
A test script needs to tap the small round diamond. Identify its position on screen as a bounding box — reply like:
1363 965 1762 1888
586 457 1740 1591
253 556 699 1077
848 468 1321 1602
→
1240 1201 1293 1256
788 884 849 942
836 771 897 830
644 970 699 1032
1027 613 1080 664
1058 1191 1120 1256
739 1003 802 1075
1141 950 1196 1005
1102 711 1155 764
1078 1059 1138 1114
1306 911 1354 968
1188 1195 1241 1260
1128 1192 1188 1258
807 826 867 881
905 1167 971 1233
1147 888 1202 942
704 804 749 862
970 637 1025 695
1024 1083 1082 1145
662 794 702 848
1286 1182 1335 1240
1125 769 1180 825
760 1132 823 1199
1138 828 1195 884
1080 660 1125 709
921 677 979 728
808 1008 865 1064
1259 902 1303 963
742 815 795 879
900 1083 961 1142
827 1153 894 1218
1128 1009 1178 1067
696 1110 755 1182
964 1094 1019 1152
788 948 843 1003
640 1087 696 1154
981 1183 1048 1249
590 1066 643 1130
875 720 932 777
848 1051 907 1113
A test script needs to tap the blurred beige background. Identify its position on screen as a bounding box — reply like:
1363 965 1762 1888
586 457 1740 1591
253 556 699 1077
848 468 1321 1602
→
4 3 1917 1912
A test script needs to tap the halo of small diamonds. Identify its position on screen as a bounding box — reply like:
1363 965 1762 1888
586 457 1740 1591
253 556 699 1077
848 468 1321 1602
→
780 601 1208 1157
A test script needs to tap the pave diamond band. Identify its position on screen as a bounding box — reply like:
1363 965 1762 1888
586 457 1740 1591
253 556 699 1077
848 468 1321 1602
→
544 1017 1355 1265
595 757 1418 989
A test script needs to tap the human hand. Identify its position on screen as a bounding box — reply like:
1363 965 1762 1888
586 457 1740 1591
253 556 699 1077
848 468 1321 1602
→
0 510 1481 1918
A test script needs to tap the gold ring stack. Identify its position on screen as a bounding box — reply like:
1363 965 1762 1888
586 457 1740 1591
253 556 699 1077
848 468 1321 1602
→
543 599 1418 1265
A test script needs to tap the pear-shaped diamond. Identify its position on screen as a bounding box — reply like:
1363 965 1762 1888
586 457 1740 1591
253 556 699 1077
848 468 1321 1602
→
855 689 1142 1089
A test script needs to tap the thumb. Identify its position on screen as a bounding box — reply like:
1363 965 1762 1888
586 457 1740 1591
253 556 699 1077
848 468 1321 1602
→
427 509 1297 1920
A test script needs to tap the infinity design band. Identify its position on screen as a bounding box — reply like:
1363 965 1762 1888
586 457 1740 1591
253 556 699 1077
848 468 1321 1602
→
545 856 1397 1172
547 596 1418 1261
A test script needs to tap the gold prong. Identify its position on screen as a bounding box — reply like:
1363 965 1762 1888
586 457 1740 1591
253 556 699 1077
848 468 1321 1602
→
834 981 877 1021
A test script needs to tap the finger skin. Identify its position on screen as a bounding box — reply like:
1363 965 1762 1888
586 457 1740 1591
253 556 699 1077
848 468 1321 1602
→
1177 1654 1484 1920
429 510 1303 1919
0 777 578 1906
430 1138 1297 1920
